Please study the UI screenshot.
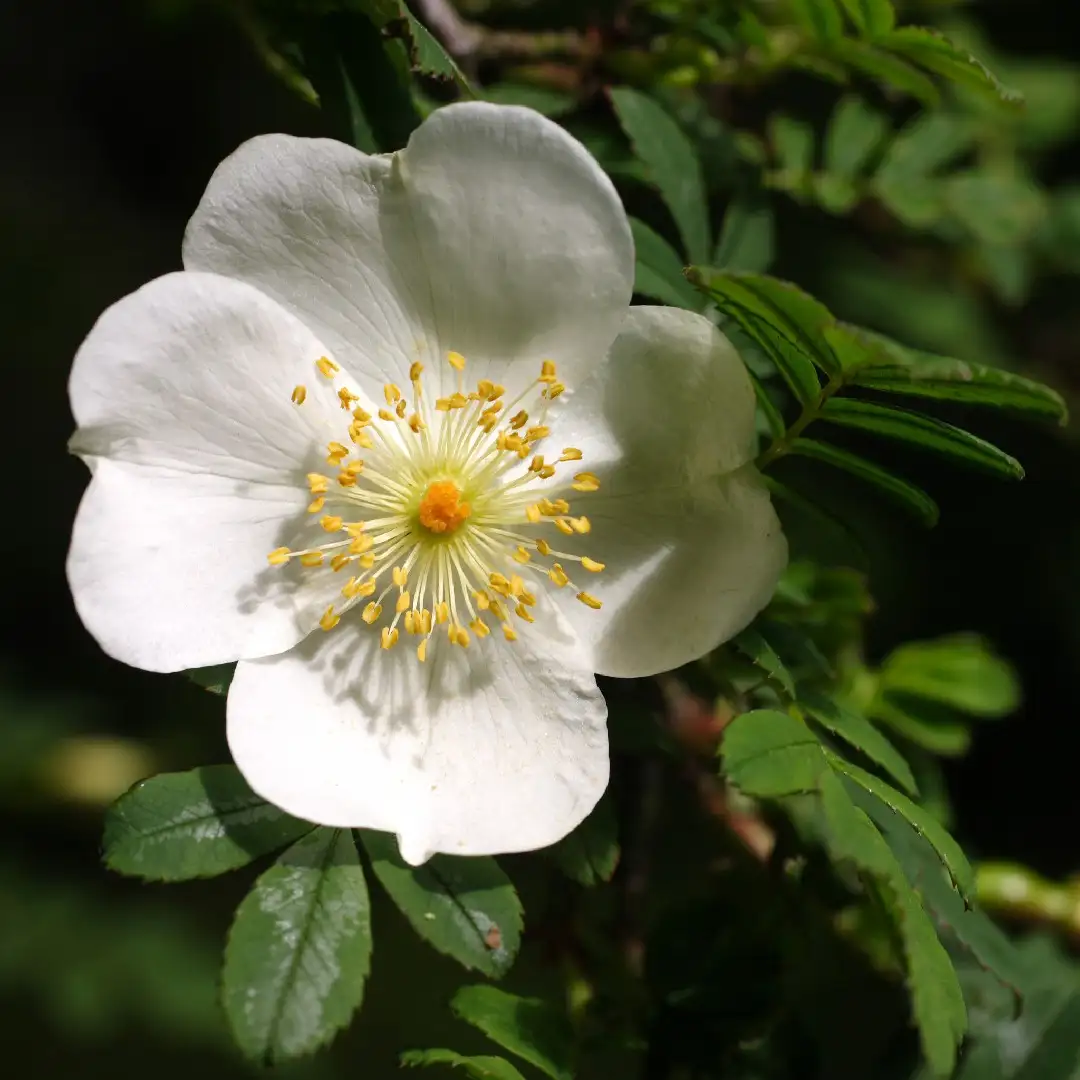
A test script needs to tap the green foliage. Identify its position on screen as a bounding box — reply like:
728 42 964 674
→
401 1049 528 1079
103 765 313 881
546 793 620 887
361 831 522 977
222 828 371 1063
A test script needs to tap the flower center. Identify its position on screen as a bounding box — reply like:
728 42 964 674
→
267 350 604 661
417 479 471 535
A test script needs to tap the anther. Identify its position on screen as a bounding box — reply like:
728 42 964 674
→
378 408 396 422
515 604 535 623
316 356 339 378
320 606 340 631
549 564 569 587
326 442 349 465
581 557 605 572
381 627 399 650
509 410 528 430
291 385 307 405
447 351 466 372
330 554 350 572
392 566 408 587
554 517 574 536
308 473 330 494
384 383 402 404
539 360 557 382
571 517 591 534
560 448 583 462
409 362 424 382
338 387 359 410
576 591 603 610
502 624 518 642
307 497 325 514
535 539 551 556
572 472 601 492
300 552 324 567
362 602 382 624
513 546 531 564
321 515 343 532
267 547 290 566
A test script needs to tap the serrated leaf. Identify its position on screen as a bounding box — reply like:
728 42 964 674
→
361 831 522 977
609 88 711 263
881 27 1023 108
186 663 234 695
837 326 1067 421
826 752 973 901
222 828 371 1063
547 794 619 887
837 0 895 36
828 38 940 106
825 96 888 178
749 368 786 438
103 766 313 881
879 635 1021 717
731 628 796 697
820 773 966 1077
721 709 827 797
402 1049 528 1079
629 217 700 309
790 0 844 41
688 269 839 379
451 986 573 1080
820 397 1024 479
737 312 823 405
801 692 917 795
714 196 775 274
397 5 473 91
788 438 940 526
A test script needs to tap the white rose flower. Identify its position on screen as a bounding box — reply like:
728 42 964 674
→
67 103 786 864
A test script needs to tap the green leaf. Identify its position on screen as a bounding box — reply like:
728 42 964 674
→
881 27 1023 108
837 0 895 36
547 794 620 887
876 112 976 183
629 217 700 309
737 313 822 405
825 96 888 178
609 88 711 263
713 196 775 274
871 692 973 757
302 11 421 152
749 368 786 438
451 986 573 1080
944 169 1046 247
103 766 313 881
790 0 844 41
222 828 371 1063
819 397 1024 480
788 438 940 526
770 114 815 177
828 38 940 107
801 692 917 795
879 635 1021 717
396 5 474 91
361 831 522 977
820 774 966 1077
839 327 1067 422
688 269 839 379
186 663 234 695
721 709 827 797
826 752 974 901
482 84 575 117
401 1049 528 1079
731 628 796 697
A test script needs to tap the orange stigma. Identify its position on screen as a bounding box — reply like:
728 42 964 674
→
418 480 471 534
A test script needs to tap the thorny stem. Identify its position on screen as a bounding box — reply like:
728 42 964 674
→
755 371 845 472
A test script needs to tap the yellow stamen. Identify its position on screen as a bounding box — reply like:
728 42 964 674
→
362 602 382 624
321 515 343 533
330 553 350 572
560 447 583 462
535 539 551 556
378 408 396 423
308 473 329 494
448 351 466 371
396 591 411 614
417 639 428 662
572 472 601 492
540 360 557 382
470 617 491 638
549 564 569 587
513 546 531 564
267 547 290 566
435 601 450 624
327 441 349 465
381 626 399 650
349 535 374 555
320 606 340 631
526 504 542 523
338 387 359 410
307 497 325 514
384 383 402 404
418 480 471 535
291 385 307 405
316 356 338 378
502 624 518 642
509 410 528 430
571 516 591 534
300 552 324 568
515 603 535 623
581 557 605 572
577 591 603 610
410 362 424 382
554 517 574 536
392 566 408 587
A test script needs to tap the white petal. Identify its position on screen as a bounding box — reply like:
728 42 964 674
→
226 610 608 862
182 103 633 395
67 271 345 671
549 306 787 678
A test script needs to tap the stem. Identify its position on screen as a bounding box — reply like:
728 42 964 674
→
756 371 844 471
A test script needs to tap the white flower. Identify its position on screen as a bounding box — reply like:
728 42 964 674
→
67 103 786 864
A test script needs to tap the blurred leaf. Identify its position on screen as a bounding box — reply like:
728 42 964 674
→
721 709 827 797
451 986 573 1080
837 0 896 36
223 828 371 1063
825 96 888 178
789 438 940 526
879 635 1020 717
714 195 775 274
876 112 976 182
801 691 917 795
820 773 966 1077
790 0 844 40
402 1049 528 1079
819 397 1024 479
689 269 838 380
609 87 711 262
826 752 974 901
361 831 522 977
871 693 973 756
547 793 620 887
396 4 473 91
880 27 1023 108
750 368 787 438
770 114 815 185
944 170 1046 247
103 765 313 881
731 628 796 697
482 84 575 117
186 664 234 695
828 39 940 106
629 217 700 308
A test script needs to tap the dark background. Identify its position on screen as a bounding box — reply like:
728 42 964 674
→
5 0 1080 1076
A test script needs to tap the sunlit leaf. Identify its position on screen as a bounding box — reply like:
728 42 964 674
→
721 709 827 797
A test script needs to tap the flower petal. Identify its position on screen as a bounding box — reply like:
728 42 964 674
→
549 306 787 678
68 271 345 671
226 610 608 863
182 103 633 394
